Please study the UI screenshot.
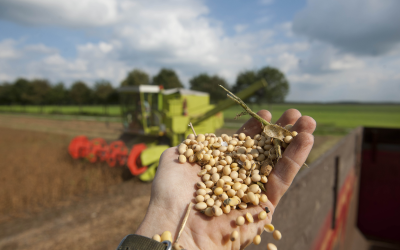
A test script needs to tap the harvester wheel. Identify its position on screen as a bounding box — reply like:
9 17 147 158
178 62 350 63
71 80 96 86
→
127 143 148 175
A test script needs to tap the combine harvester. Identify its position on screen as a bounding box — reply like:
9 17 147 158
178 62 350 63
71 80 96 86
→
68 80 267 181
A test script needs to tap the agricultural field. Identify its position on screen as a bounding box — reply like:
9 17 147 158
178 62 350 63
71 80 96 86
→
0 113 339 249
1 103 400 135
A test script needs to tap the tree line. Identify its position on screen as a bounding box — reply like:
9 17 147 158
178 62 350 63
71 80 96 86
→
0 66 289 106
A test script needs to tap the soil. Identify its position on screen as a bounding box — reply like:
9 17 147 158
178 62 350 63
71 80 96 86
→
0 114 339 250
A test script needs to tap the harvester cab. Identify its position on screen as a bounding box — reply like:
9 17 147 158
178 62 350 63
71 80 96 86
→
68 80 267 181
119 85 165 138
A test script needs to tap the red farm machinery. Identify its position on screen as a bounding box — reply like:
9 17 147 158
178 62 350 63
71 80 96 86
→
68 80 267 181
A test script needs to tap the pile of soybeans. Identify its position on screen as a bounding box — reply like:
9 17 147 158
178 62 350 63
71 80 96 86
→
177 125 296 249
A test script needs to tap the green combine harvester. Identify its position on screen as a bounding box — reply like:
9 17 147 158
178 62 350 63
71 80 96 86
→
68 80 267 181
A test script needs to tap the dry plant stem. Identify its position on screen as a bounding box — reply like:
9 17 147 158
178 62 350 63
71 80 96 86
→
219 85 271 128
188 123 197 137
175 202 193 244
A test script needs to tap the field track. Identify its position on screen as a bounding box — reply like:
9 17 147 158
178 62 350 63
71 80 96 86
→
0 114 339 250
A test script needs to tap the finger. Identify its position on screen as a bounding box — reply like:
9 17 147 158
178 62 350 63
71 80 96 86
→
274 109 301 127
265 132 314 206
236 110 272 138
290 116 317 134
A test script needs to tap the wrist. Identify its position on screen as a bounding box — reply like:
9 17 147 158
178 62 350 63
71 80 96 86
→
136 202 198 250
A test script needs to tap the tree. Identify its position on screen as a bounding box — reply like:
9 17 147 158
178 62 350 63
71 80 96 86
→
48 82 68 105
257 66 289 104
121 69 150 86
94 80 114 114
232 67 289 104
152 68 183 89
69 81 91 112
232 71 257 103
11 78 31 105
0 82 13 105
189 74 230 104
27 79 51 112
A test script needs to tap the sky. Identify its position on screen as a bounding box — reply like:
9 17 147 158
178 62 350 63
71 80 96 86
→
0 0 399 102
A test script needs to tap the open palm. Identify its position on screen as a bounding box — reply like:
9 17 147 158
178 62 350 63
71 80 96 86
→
136 109 316 250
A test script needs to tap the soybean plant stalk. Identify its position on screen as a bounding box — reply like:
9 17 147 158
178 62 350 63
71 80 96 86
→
219 85 271 128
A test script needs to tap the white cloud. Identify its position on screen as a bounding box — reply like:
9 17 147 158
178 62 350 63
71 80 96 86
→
0 0 264 86
0 0 399 103
0 39 20 59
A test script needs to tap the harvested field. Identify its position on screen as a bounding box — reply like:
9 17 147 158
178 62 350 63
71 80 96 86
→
0 114 340 250
0 127 128 222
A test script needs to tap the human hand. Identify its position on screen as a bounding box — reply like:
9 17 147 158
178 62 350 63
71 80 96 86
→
136 109 316 250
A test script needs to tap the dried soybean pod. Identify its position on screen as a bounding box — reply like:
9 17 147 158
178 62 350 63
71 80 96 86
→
236 216 245 226
152 234 161 242
161 231 172 242
285 124 293 130
230 230 239 241
273 230 282 240
267 243 278 250
253 235 261 245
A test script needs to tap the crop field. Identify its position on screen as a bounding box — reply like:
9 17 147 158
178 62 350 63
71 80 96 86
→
1 103 400 135
0 113 346 249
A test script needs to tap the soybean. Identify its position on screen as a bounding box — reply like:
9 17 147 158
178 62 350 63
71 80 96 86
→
253 235 261 245
236 216 245 226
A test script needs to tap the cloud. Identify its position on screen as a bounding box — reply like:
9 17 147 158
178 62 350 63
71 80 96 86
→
0 0 119 28
292 0 400 56
0 0 267 85
234 24 247 33
0 0 399 103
